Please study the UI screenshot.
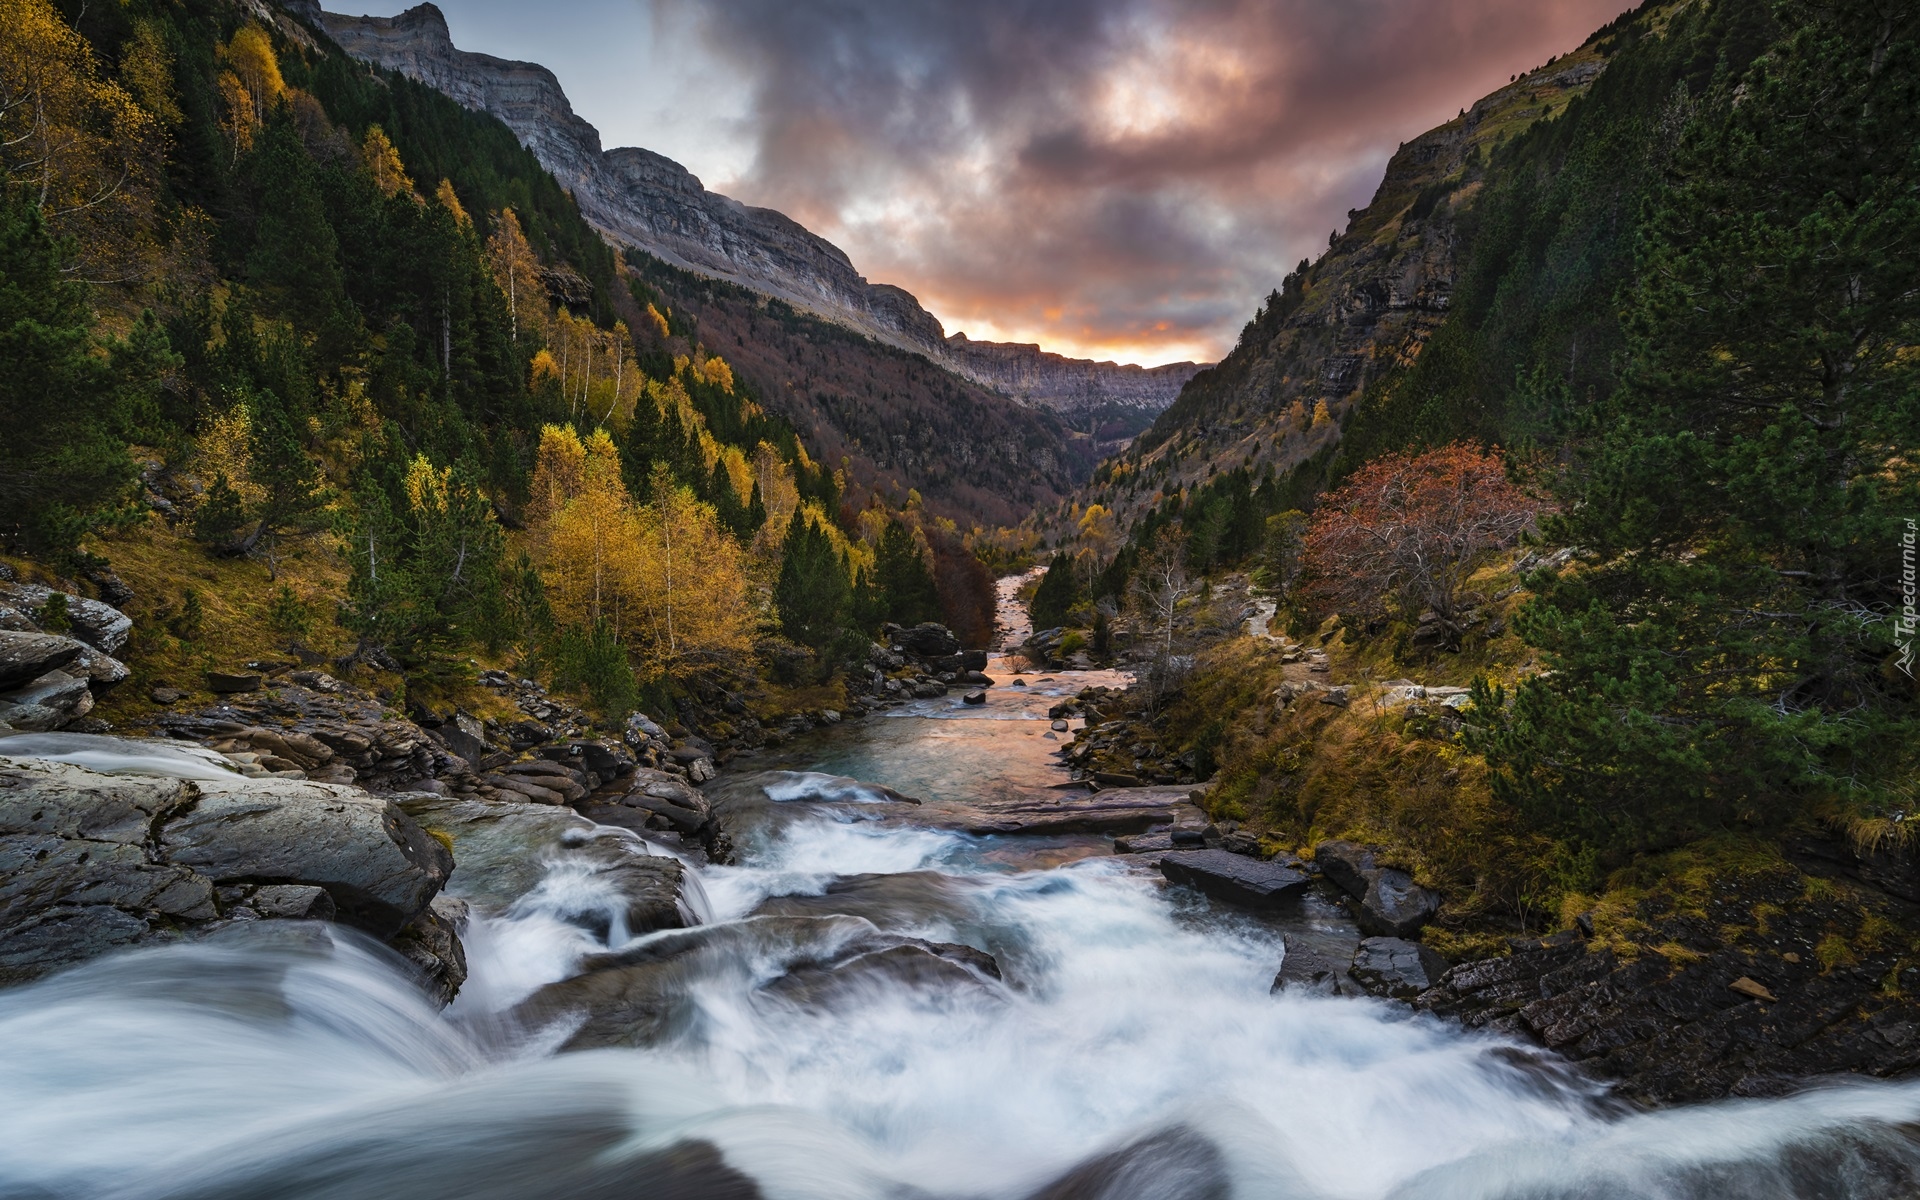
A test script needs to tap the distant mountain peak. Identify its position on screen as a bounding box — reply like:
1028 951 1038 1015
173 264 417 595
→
316 2 1204 419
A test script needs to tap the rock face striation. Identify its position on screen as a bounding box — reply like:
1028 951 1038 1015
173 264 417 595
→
311 3 1201 418
0 758 457 990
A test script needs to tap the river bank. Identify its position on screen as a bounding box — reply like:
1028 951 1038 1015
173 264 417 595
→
6 578 1920 1196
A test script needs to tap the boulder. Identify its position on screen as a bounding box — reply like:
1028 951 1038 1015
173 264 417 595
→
0 759 456 987
0 632 83 689
895 622 961 658
962 690 987 705
1348 936 1448 999
1315 840 1441 937
1270 935 1358 996
205 671 262 694
0 584 132 655
1157 849 1311 909
1024 1126 1230 1200
2 670 93 725
161 776 452 937
402 797 691 934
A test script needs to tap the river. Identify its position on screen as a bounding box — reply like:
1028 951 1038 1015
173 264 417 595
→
4 582 1920 1197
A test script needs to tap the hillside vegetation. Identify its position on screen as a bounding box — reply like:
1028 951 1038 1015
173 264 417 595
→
1039 0 1919 941
0 0 992 735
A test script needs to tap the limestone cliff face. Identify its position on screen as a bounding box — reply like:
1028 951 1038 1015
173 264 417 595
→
944 335 1203 414
315 3 1198 418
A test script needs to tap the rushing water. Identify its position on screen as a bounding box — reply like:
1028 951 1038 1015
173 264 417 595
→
6 586 1920 1197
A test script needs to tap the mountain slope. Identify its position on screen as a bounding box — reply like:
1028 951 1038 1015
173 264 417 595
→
309 2 1203 422
1053 36 1617 536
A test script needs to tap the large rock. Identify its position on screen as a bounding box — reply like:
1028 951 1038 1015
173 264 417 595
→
1315 840 1441 937
894 622 961 658
160 776 453 938
402 796 691 934
1348 936 1448 999
0 759 455 986
521 916 1001 1049
1024 1126 1229 1200
0 583 132 655
1158 849 1311 909
0 631 83 689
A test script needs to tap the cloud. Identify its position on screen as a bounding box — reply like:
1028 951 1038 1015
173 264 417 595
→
657 0 1630 364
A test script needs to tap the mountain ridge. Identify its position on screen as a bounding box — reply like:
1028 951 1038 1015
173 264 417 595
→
310 2 1204 420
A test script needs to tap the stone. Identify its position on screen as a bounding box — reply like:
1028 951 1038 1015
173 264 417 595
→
1158 849 1311 909
0 703 65 732
205 671 263 694
402 797 690 934
1025 1126 1230 1200
1348 937 1448 999
3 670 92 720
1729 976 1777 1003
1112 831 1174 854
247 884 336 920
161 776 452 938
0 632 83 690
150 686 186 705
962 690 987 705
1315 840 1441 937
1271 936 1358 997
895 622 961 658
0 584 132 656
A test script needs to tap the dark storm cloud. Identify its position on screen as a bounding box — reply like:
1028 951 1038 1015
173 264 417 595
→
661 0 1630 362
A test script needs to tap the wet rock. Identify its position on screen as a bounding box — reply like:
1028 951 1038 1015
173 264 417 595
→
1 670 93 727
753 871 979 933
402 797 691 934
1158 849 1311 909
1024 1126 1231 1200
391 897 469 1006
0 631 83 689
962 690 987 705
1315 840 1441 937
585 767 711 836
0 759 456 985
1271 935 1358 997
161 776 452 938
1113 831 1174 854
965 788 1193 836
1349 936 1448 999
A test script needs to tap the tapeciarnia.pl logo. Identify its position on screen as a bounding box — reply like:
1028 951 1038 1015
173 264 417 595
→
1900 517 1917 678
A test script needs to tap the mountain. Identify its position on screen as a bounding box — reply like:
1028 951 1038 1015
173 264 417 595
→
1053 37 1616 536
311 2 1202 423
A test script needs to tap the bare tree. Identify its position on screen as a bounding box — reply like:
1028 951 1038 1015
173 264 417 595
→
1127 528 1201 710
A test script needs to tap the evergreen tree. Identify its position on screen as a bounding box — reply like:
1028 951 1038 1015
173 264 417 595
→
0 192 136 560
247 107 357 362
775 509 851 662
1029 553 1083 632
874 520 940 626
1476 0 1920 858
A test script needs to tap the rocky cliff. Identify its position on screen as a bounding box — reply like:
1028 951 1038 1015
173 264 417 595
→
312 3 1199 419
1057 41 1613 532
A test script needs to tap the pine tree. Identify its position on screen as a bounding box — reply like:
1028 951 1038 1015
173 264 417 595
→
874 519 940 626
0 191 134 560
775 509 851 662
1029 553 1082 632
1477 0 1920 858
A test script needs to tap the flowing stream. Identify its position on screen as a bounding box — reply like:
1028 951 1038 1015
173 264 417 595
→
6 582 1920 1198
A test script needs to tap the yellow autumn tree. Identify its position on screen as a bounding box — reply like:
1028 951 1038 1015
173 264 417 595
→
433 178 470 227
488 206 546 345
362 125 413 198
630 464 753 679
0 0 161 279
529 426 753 683
221 25 284 126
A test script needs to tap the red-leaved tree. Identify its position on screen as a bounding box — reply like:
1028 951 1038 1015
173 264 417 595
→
1299 444 1539 636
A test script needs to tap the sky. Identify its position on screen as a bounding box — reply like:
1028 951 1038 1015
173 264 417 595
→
339 0 1631 365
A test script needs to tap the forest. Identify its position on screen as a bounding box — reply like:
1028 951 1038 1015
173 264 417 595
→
1025 0 1918 911
0 0 990 726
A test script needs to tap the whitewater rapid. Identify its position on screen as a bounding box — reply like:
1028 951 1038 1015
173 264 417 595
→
6 669 1920 1196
